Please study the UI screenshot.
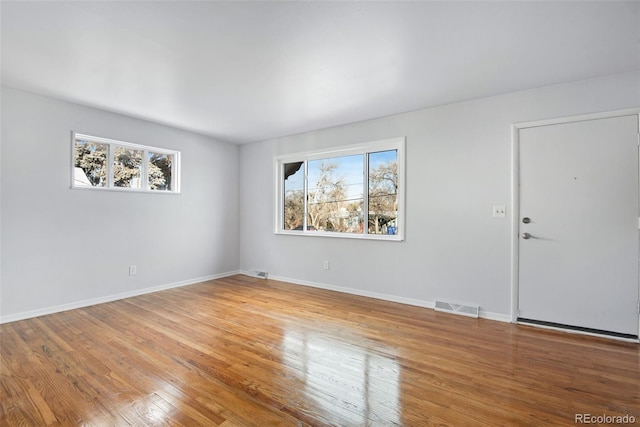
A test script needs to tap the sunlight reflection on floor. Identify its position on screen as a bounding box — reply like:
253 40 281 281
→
283 328 401 425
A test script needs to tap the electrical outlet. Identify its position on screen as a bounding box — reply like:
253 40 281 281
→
493 205 506 218
129 265 137 276
323 261 330 270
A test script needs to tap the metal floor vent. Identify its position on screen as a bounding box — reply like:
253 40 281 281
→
434 299 479 318
255 271 268 279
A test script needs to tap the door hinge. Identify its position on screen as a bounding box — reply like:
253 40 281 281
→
637 301 640 314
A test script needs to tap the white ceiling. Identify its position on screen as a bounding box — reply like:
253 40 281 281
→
2 1 639 144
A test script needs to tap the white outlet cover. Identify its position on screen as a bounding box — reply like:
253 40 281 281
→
493 205 506 218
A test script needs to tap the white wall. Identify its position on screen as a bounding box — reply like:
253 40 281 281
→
239 72 640 319
1 87 240 321
2 73 638 323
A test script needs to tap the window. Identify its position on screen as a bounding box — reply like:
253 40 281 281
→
275 137 405 240
72 133 180 193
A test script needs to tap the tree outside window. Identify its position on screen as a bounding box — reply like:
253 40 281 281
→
72 134 179 193
278 138 403 240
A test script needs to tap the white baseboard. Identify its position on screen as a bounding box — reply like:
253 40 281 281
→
244 271 511 323
0 270 241 324
2 270 510 325
269 273 435 309
479 310 512 323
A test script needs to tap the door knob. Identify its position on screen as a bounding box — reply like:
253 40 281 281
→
522 232 533 239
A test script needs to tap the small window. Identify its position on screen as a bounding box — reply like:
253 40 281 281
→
113 146 143 189
368 150 399 235
283 161 305 230
72 133 180 193
275 137 405 241
73 139 108 187
307 154 364 234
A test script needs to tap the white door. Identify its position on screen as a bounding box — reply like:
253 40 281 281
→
518 114 639 337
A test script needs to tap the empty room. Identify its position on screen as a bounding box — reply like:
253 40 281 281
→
1 1 639 426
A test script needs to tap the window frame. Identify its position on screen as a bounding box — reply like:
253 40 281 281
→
274 137 405 241
71 132 181 194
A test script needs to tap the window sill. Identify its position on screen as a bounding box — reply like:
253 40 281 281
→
71 186 181 195
275 230 404 241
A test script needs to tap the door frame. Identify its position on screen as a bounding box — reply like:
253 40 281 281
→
510 108 640 341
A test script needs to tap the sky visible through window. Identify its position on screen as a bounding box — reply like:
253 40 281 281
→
279 139 402 238
287 150 397 201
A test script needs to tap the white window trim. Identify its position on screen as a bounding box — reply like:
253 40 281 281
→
71 132 181 194
274 137 406 241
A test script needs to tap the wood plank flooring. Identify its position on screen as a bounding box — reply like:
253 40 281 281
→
1 275 638 426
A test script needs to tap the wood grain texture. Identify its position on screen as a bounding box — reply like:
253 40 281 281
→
1 275 638 426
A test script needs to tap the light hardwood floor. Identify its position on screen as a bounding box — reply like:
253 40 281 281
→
1 275 638 426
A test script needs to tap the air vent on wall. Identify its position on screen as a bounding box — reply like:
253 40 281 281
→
434 299 479 318
255 271 268 279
